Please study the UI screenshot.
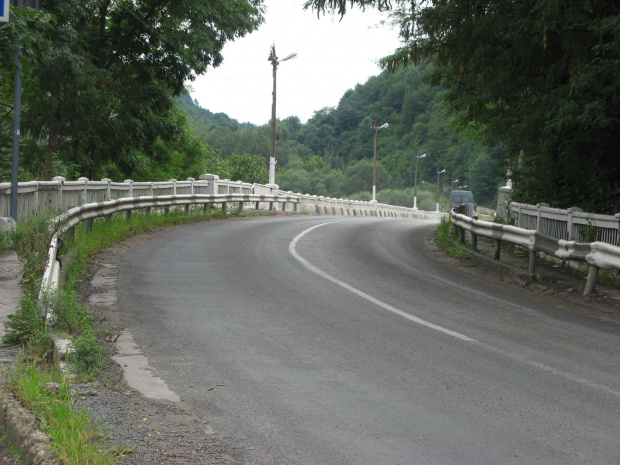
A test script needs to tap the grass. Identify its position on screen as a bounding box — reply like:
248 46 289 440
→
6 354 117 464
435 218 474 261
1 205 231 463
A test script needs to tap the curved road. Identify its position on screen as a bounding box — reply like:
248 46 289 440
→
117 216 620 464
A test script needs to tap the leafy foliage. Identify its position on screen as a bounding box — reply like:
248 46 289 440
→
1 0 264 182
306 0 620 213
183 65 502 209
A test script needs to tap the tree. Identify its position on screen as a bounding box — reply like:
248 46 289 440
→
225 153 268 184
307 0 620 213
8 0 264 180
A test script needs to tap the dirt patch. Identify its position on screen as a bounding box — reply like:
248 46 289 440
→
425 233 620 325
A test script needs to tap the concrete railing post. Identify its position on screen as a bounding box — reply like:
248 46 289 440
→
52 176 65 212
101 178 112 201
78 177 89 205
535 203 549 233
199 174 219 195
496 186 512 222
124 180 133 198
567 207 583 241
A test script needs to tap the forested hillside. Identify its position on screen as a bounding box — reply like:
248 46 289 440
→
180 64 504 210
4 0 617 213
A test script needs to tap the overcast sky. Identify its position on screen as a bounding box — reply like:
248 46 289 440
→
188 1 401 126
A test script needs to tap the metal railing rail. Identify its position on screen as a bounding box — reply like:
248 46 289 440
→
451 212 620 296
39 193 300 324
1 175 446 227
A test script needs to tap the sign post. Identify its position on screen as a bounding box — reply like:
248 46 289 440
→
1 0 10 22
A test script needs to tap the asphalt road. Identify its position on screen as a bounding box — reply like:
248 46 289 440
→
117 216 620 465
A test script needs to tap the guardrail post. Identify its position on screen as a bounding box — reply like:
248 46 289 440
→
616 213 620 246
584 264 599 296
494 240 501 260
125 209 132 220
86 218 93 234
471 231 478 251
458 226 465 243
529 251 537 274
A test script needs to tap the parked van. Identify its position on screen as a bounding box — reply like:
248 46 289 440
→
450 190 477 218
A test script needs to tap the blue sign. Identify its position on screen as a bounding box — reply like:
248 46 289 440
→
0 0 9 22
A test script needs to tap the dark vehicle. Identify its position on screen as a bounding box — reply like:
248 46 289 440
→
450 190 477 218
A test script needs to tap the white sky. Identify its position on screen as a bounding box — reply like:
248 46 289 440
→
188 0 401 126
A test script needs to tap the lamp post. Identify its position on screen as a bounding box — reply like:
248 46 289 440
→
371 120 389 202
452 179 459 190
413 153 426 210
436 168 446 212
268 43 297 186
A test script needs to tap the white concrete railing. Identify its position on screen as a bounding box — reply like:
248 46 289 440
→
1 174 446 229
38 192 300 324
451 211 620 295
29 176 443 324
503 201 620 247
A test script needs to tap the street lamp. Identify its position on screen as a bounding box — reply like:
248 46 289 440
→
371 120 389 202
268 43 297 186
413 153 426 210
452 179 459 190
436 168 446 212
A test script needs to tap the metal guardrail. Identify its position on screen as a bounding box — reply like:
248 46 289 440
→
1 175 446 227
38 191 444 323
38 193 299 324
450 212 620 296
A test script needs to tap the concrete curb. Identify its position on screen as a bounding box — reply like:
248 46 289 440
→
0 385 57 464
0 333 72 465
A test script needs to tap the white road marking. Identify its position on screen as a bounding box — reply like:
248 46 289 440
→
289 223 477 342
290 221 620 398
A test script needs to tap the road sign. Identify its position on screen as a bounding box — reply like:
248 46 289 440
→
1 0 10 22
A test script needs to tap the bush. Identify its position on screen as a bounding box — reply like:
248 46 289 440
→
68 330 106 377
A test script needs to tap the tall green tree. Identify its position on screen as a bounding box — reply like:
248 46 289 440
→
307 0 620 213
7 0 264 180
